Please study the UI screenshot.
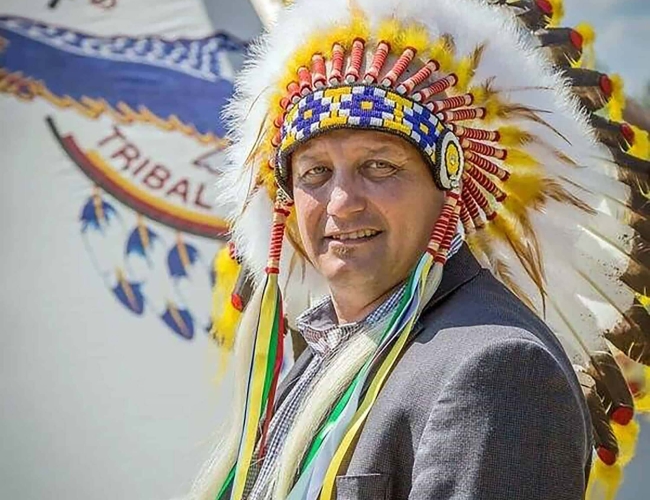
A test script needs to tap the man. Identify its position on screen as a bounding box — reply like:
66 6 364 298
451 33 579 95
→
187 0 650 499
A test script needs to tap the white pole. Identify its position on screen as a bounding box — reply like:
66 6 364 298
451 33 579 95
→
248 0 286 27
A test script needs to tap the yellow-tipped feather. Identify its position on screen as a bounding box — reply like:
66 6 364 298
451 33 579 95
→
635 367 650 413
376 18 401 47
547 0 565 27
574 23 596 68
613 420 640 467
398 24 430 55
586 420 640 500
469 80 498 106
210 245 243 351
489 207 523 242
505 149 540 170
606 74 626 122
635 290 650 313
428 36 455 73
454 46 484 93
482 94 516 123
502 167 544 210
348 13 370 46
497 126 534 147
629 125 650 160
486 207 546 307
587 459 623 500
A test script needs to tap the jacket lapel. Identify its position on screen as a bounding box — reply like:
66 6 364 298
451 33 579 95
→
409 243 483 340
274 244 482 407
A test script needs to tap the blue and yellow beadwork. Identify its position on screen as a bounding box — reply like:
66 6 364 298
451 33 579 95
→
276 84 464 196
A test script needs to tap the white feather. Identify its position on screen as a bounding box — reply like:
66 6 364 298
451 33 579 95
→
215 0 637 333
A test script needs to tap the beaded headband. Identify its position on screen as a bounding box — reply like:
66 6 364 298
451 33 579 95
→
276 84 464 198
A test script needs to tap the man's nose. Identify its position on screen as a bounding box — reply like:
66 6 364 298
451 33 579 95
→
326 176 366 218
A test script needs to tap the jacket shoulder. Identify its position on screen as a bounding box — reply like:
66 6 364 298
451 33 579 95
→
414 268 568 363
393 268 589 429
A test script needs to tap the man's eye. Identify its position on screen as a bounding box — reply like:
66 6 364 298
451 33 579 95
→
364 160 397 176
306 166 329 176
299 165 331 183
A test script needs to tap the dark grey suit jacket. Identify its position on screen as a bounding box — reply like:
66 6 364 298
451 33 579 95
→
278 245 592 500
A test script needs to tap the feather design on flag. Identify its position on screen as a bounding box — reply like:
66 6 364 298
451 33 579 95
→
80 190 118 233
168 233 214 335
161 301 195 340
112 268 145 315
125 216 160 262
168 234 201 279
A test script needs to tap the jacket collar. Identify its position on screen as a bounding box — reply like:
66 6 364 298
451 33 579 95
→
421 243 482 315
275 244 482 407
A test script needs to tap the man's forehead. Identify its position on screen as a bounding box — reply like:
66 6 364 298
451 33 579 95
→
294 129 416 158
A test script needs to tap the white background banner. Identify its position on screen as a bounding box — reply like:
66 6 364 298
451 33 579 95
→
0 0 261 498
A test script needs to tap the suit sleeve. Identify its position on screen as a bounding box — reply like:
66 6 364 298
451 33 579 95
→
408 335 589 500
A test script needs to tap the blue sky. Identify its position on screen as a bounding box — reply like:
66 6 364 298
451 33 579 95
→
563 0 650 99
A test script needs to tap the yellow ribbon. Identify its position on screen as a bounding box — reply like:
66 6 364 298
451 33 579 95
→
231 274 279 499
319 257 433 499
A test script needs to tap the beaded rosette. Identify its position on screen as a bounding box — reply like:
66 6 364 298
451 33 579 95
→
208 0 650 498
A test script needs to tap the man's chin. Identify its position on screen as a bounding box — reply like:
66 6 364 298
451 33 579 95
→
318 256 381 283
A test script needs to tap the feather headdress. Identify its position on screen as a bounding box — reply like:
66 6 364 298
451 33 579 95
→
210 0 650 497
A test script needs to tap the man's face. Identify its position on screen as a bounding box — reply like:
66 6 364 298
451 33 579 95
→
291 129 444 298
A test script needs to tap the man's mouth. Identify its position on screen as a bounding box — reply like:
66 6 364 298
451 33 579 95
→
326 229 381 241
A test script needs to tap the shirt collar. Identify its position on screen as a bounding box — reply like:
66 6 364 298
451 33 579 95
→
295 240 475 358
296 285 405 357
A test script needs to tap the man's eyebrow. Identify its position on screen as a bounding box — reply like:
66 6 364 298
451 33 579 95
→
358 145 399 155
293 152 324 164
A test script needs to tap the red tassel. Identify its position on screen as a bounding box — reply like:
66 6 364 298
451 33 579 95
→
596 446 617 466
286 81 301 104
465 151 510 181
330 43 345 84
467 164 507 202
364 41 390 84
430 94 474 113
461 139 507 160
438 107 486 122
271 130 281 148
459 200 475 233
381 48 416 87
266 204 289 274
463 175 497 220
430 202 454 244
345 38 365 83
297 66 312 96
450 124 499 142
612 406 634 426
395 60 440 95
461 187 485 229
436 203 461 264
311 54 327 89
427 192 460 255
412 74 457 102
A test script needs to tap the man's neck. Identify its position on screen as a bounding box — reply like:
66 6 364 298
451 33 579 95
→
330 282 403 324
